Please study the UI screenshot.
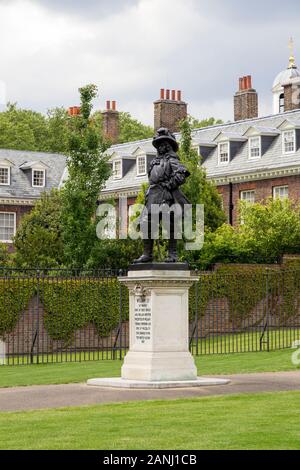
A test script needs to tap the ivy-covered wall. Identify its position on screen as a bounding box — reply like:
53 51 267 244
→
1 261 300 343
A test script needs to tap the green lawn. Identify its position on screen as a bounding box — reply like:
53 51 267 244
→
1 348 299 388
1 391 300 450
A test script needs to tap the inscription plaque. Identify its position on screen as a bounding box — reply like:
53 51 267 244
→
134 296 152 344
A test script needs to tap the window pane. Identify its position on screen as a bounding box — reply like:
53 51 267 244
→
219 143 229 163
137 156 146 175
273 186 288 199
0 167 9 184
240 190 255 203
249 137 261 158
113 160 122 178
284 131 295 153
0 213 15 241
33 170 45 187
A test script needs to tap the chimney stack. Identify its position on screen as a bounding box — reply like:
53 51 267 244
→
68 106 81 116
234 75 258 121
154 88 187 133
102 100 119 143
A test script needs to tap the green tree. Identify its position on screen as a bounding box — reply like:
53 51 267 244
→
118 112 153 143
0 103 49 152
14 190 64 268
45 107 70 154
189 116 223 129
61 84 111 268
179 117 226 231
197 198 300 269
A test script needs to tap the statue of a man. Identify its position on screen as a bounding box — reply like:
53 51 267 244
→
134 127 190 264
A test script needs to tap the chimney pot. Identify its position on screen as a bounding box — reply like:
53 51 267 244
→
160 88 165 100
106 100 111 111
239 78 243 91
166 89 170 100
247 75 252 89
171 89 176 100
112 100 116 111
177 90 182 101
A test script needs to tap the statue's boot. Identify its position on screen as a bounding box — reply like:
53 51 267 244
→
165 238 178 263
133 239 154 264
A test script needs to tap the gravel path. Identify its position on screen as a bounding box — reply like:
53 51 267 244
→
0 371 299 412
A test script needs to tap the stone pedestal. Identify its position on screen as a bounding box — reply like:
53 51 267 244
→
87 264 230 389
121 266 198 382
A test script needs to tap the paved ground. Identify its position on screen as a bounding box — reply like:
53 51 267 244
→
0 371 300 412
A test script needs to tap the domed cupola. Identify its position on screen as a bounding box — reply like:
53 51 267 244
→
272 39 300 114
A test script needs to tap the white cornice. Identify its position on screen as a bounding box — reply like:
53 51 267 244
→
0 198 36 206
209 166 300 185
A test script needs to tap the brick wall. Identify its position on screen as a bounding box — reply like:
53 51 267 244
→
102 105 120 144
154 100 187 133
217 174 300 225
234 90 258 121
4 296 129 356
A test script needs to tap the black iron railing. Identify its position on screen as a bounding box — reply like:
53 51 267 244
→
0 267 299 365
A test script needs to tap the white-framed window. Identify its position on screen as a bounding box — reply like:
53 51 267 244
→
240 190 255 203
0 166 10 185
282 130 296 154
273 185 289 200
112 159 122 179
32 169 45 187
136 155 146 176
0 212 16 243
249 136 261 159
218 142 230 165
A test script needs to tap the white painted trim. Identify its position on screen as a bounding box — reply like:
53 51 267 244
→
248 136 262 160
0 166 10 186
0 211 16 243
112 159 123 179
218 142 230 165
209 165 300 186
32 168 46 188
0 198 36 205
282 129 296 155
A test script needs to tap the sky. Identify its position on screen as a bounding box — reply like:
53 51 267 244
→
0 0 300 125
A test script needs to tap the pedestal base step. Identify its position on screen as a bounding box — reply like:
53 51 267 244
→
87 377 230 390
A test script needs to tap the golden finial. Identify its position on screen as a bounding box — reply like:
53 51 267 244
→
288 37 296 69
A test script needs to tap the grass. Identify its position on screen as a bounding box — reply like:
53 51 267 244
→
0 348 299 388
1 391 300 449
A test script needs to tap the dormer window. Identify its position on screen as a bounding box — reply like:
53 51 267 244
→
112 159 122 179
218 142 230 165
249 136 261 159
136 155 146 176
0 167 10 185
283 130 296 154
32 169 45 187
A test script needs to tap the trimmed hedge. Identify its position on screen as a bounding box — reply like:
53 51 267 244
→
42 279 128 342
189 264 300 323
1 263 300 341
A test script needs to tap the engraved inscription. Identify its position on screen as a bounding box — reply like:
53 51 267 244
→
134 296 151 344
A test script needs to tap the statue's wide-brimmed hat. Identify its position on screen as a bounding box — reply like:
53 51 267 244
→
152 127 179 152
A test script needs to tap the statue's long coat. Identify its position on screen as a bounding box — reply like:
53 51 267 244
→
143 149 190 213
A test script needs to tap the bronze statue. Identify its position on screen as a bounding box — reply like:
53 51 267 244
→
134 128 190 264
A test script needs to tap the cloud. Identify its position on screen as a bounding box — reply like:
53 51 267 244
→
31 0 140 19
0 0 299 124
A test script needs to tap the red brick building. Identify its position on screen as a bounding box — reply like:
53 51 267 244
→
101 53 300 225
